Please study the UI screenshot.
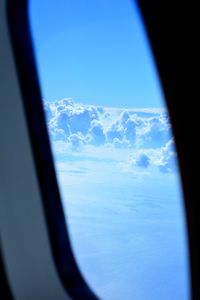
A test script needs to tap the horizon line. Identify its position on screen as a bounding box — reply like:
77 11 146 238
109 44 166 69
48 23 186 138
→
43 97 166 114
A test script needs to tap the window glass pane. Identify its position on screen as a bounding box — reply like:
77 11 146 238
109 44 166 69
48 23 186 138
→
29 1 190 299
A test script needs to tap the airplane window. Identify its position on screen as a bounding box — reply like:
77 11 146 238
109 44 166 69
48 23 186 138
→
29 0 190 299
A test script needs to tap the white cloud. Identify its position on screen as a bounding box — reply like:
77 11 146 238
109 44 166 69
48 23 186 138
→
44 99 177 173
67 132 86 150
89 120 106 145
158 139 177 173
136 114 171 148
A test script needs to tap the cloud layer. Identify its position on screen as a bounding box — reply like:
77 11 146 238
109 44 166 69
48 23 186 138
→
44 98 177 173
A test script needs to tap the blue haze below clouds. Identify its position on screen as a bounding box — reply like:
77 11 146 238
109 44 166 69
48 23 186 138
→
57 166 189 300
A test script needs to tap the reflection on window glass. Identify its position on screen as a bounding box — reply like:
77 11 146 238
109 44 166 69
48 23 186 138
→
29 0 190 299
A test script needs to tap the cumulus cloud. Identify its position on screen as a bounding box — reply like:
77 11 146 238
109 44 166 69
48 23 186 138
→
45 98 98 136
136 114 170 148
123 139 177 173
44 98 171 148
89 120 106 145
68 132 86 150
124 119 137 144
106 121 124 143
44 98 177 173
159 139 177 173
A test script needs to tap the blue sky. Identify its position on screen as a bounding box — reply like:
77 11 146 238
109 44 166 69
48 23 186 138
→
29 0 165 108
